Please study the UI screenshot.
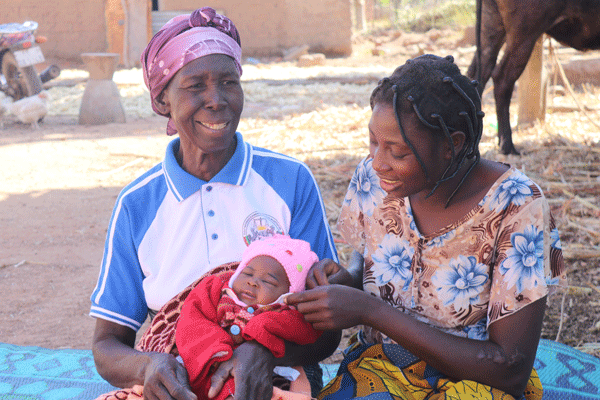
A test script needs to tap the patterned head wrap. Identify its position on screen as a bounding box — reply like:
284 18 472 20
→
141 7 243 135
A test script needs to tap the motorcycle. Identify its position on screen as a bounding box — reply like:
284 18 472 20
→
0 20 60 101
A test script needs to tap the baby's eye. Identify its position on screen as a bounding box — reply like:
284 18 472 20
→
262 280 276 286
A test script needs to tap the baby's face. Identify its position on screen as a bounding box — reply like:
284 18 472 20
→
232 255 290 305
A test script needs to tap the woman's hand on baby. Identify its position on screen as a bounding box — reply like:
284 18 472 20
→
208 341 275 400
286 285 370 331
306 259 353 289
143 352 197 400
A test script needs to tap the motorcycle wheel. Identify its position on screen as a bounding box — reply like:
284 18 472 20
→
1 51 43 100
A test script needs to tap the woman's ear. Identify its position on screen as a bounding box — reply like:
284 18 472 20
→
152 91 170 115
446 131 466 158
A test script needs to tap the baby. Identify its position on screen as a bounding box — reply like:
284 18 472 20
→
176 235 322 400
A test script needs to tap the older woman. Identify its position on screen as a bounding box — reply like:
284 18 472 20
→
90 7 339 400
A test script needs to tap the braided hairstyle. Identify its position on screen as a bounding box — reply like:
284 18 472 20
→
370 54 485 207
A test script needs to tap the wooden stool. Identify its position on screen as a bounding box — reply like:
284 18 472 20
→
78 53 126 125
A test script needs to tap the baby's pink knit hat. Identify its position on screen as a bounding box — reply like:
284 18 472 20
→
229 235 319 293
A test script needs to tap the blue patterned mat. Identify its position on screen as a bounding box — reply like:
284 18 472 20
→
1 339 598 399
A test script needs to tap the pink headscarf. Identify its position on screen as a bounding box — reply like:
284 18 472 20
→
141 7 243 135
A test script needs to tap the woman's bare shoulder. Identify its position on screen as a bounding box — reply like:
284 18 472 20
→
474 159 510 191
448 159 509 209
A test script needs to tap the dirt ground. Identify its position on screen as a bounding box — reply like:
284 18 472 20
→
0 116 173 348
1 27 598 359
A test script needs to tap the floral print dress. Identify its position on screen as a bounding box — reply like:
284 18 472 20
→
337 157 567 344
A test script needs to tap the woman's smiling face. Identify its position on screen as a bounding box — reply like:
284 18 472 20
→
368 102 447 199
159 53 244 156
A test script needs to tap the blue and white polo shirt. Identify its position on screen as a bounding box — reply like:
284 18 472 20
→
90 132 338 331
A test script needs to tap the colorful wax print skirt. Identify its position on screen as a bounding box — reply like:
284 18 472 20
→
318 342 543 400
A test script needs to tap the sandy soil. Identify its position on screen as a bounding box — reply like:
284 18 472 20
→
0 116 172 348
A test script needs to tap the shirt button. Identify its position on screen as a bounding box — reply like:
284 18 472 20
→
211 233 218 240
208 210 215 217
206 185 213 192
230 325 240 335
247 307 254 314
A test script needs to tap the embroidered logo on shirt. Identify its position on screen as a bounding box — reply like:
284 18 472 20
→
242 212 284 245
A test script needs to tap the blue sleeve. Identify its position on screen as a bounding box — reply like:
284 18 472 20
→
89 195 148 331
288 163 339 263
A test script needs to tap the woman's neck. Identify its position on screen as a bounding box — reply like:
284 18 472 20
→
409 159 507 236
412 158 479 209
176 139 237 181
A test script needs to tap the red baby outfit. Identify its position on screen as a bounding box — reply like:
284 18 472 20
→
176 271 321 400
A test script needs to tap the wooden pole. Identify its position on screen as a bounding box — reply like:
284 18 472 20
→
121 0 150 68
105 0 125 65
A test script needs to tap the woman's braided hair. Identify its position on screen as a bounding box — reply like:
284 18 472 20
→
370 54 485 207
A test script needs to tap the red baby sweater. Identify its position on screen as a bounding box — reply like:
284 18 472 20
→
175 271 321 400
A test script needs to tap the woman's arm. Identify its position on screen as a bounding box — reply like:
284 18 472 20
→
280 330 342 366
92 318 197 400
287 285 546 398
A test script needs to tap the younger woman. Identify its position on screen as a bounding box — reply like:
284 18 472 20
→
287 54 566 400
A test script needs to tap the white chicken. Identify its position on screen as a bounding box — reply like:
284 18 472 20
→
9 90 51 129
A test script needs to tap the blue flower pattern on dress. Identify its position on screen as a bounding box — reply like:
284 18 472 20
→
546 275 560 287
490 174 532 211
463 318 489 340
344 158 386 216
432 255 488 311
406 202 418 233
371 234 414 290
499 225 545 294
428 230 455 247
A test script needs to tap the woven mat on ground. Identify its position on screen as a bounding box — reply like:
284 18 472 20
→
1 339 598 400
